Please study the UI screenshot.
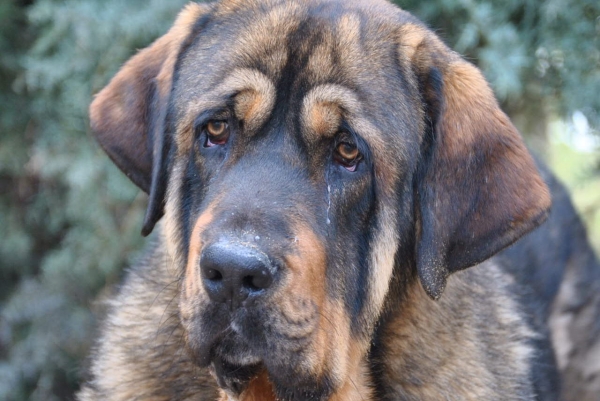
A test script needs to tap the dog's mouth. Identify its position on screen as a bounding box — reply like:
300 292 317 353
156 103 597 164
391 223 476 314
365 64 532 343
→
187 324 264 394
184 303 331 399
211 352 264 395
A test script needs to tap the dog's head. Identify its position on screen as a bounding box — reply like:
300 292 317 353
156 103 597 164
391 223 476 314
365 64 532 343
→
90 0 550 399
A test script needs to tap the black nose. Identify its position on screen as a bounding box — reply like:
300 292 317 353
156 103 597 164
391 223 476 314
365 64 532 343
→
200 241 275 307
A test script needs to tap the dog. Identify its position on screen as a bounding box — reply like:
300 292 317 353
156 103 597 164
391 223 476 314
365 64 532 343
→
498 160 600 401
78 0 563 399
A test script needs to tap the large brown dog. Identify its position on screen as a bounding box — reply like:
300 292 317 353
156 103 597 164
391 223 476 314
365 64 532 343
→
79 0 559 400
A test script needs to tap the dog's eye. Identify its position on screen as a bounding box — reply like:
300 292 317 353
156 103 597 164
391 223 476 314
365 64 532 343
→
334 141 361 172
204 120 229 147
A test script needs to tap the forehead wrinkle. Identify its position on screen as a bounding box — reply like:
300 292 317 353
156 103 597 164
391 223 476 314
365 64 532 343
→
336 13 364 76
220 68 276 134
306 41 334 83
301 84 361 143
305 9 365 83
225 2 305 79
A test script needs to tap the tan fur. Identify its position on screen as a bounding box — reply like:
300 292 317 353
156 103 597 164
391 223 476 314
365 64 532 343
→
379 262 537 400
280 224 333 377
301 85 358 140
219 371 276 401
184 206 216 302
215 0 302 79
327 341 373 401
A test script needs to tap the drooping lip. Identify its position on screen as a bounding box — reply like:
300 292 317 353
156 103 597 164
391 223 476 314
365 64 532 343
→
187 319 261 368
187 301 317 368
211 354 264 394
184 310 233 367
188 320 332 400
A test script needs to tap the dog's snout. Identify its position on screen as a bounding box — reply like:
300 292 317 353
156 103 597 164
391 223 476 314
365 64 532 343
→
200 241 274 306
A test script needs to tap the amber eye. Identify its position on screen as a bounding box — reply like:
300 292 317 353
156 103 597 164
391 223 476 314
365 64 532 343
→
334 141 361 171
204 120 229 147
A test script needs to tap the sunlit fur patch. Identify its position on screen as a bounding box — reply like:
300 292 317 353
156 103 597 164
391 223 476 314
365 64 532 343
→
363 204 399 335
397 23 428 62
179 200 221 321
305 41 335 83
313 299 373 400
328 341 373 401
154 2 210 94
304 12 362 83
333 13 363 75
175 69 275 154
163 160 187 269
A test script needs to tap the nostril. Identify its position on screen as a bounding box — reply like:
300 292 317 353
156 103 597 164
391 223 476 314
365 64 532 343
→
242 275 260 291
242 269 273 292
204 268 223 281
252 269 273 290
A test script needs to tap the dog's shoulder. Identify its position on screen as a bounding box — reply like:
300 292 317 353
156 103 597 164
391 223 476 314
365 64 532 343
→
372 260 560 400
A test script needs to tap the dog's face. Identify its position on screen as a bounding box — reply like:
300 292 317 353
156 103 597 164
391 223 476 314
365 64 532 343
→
90 0 550 399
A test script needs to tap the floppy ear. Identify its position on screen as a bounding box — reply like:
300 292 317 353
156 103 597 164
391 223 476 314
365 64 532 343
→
400 25 551 299
89 3 209 236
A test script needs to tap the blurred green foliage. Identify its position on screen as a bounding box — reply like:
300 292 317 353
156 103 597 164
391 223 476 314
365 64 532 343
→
0 0 598 399
0 1 188 399
402 0 600 140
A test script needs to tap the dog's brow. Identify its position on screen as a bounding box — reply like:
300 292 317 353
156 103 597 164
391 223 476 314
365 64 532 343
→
178 68 276 143
301 84 362 141
220 68 276 134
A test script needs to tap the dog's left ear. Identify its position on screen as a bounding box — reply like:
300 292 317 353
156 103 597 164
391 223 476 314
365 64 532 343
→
89 3 209 236
400 25 551 299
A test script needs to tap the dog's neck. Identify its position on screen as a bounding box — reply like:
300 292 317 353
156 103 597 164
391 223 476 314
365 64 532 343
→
218 360 373 401
218 371 274 401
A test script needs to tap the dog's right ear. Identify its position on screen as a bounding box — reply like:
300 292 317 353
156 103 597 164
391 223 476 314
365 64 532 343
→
398 23 551 300
89 3 209 236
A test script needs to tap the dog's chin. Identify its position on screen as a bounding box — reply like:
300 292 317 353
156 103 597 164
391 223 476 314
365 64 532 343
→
187 331 263 394
210 355 332 401
188 330 333 400
211 354 264 396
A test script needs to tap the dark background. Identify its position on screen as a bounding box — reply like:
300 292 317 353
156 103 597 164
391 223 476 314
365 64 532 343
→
0 0 598 399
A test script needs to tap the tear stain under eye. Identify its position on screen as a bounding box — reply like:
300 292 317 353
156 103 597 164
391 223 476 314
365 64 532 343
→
325 170 332 226
326 184 331 225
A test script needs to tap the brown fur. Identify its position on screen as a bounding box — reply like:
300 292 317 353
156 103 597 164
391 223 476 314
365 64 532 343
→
90 2 208 193
378 264 536 399
79 1 561 400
